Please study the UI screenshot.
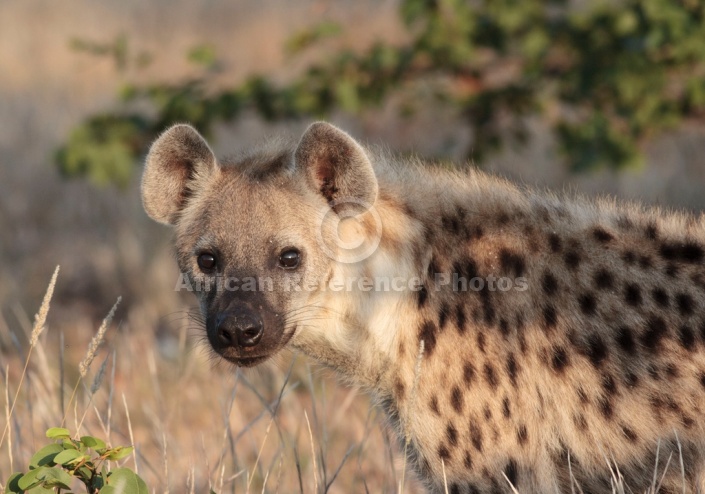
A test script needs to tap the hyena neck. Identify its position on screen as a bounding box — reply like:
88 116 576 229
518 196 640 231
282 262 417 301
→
295 170 532 395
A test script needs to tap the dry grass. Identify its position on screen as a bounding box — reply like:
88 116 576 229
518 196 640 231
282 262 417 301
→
0 270 421 493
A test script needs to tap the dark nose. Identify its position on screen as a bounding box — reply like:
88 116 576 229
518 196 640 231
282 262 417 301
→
216 311 264 348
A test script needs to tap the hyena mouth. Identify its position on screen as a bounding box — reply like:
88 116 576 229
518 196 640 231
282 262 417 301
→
224 354 269 367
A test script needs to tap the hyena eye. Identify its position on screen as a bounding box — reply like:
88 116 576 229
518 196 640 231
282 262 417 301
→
197 253 217 271
278 248 301 269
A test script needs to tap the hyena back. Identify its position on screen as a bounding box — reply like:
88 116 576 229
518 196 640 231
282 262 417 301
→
142 122 705 493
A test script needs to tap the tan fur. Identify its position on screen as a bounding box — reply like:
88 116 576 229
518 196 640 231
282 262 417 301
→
143 122 705 493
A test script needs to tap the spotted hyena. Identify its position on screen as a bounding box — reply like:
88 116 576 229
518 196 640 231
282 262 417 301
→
142 122 705 493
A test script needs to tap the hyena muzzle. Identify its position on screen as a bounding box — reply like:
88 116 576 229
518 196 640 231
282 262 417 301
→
142 122 705 493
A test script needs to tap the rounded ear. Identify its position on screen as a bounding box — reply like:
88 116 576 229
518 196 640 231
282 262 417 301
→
141 124 217 225
294 122 378 211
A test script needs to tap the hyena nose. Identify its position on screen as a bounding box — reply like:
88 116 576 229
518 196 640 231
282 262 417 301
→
216 312 263 348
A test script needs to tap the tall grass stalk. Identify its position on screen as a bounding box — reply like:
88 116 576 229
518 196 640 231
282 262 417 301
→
62 296 120 428
0 265 59 450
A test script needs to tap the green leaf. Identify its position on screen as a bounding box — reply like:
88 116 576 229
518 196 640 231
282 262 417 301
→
104 468 148 494
80 435 107 451
29 443 63 469
6 472 24 493
105 446 134 461
46 427 71 439
62 438 79 450
18 467 47 490
36 467 73 489
53 448 86 466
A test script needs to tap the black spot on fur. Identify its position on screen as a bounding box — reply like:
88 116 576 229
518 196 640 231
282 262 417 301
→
483 406 492 420
517 425 528 445
455 305 467 334
543 305 558 330
442 214 460 235
700 373 705 389
585 334 609 367
676 292 695 316
551 346 570 373
417 285 428 308
650 396 665 417
463 362 476 386
665 362 679 379
599 397 614 419
477 332 486 353
593 227 613 243
648 365 661 381
579 293 597 316
450 484 460 494
624 283 642 306
454 257 479 281
639 255 653 269
577 387 589 404
616 326 637 354
446 423 459 447
504 459 519 487
507 353 518 387
682 414 695 429
548 233 562 252
621 425 638 442
484 363 499 389
439 303 450 329
622 251 636 264
438 444 451 461
594 269 614 289
602 374 617 395
574 414 588 431
464 450 473 469
499 398 509 420
665 262 679 278
428 257 440 280
542 272 558 296
625 372 639 388
430 395 440 415
470 423 483 452
659 241 705 264
451 386 464 413
564 250 581 269
641 315 668 351
645 223 658 240
678 325 696 351
419 320 438 357
652 288 670 308
500 249 526 277
394 379 405 400
499 318 509 337
479 289 496 326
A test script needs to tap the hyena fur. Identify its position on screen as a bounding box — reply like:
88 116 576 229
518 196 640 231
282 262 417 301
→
142 121 705 493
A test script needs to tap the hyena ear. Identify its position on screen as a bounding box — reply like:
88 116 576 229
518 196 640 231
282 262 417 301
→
141 124 218 225
294 122 378 210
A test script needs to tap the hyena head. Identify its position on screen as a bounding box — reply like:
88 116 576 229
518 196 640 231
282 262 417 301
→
141 122 384 367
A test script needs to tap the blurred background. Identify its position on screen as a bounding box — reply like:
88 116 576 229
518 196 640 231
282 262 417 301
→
1 0 705 491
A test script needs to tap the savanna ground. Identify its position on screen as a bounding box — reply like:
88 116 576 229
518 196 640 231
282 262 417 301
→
2 1 705 492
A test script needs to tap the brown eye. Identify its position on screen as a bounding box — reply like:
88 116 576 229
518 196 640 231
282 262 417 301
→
197 253 216 271
279 248 301 269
